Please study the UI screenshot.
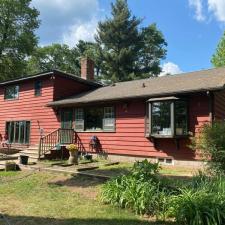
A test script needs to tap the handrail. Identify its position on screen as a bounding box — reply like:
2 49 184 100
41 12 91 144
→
38 128 76 159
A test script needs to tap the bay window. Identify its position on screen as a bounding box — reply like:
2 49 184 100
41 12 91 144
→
146 98 188 137
74 106 115 132
152 101 172 136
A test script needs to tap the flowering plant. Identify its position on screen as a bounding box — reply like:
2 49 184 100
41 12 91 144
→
66 144 78 152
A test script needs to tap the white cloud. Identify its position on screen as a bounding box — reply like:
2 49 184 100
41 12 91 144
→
208 0 225 23
188 0 225 24
160 62 183 77
188 0 206 21
63 19 98 47
31 0 100 46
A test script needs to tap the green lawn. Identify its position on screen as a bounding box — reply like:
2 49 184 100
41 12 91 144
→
0 171 173 225
94 162 197 177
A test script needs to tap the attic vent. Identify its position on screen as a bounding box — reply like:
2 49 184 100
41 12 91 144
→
142 83 146 88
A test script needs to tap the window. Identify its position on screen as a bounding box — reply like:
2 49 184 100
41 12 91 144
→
74 108 84 131
5 85 19 100
157 158 173 165
34 80 42 96
175 101 188 135
86 107 103 131
152 101 172 136
146 99 188 137
103 107 115 131
74 106 115 132
6 121 30 144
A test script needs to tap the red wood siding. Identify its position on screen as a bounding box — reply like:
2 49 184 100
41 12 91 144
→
214 90 225 120
0 73 98 146
76 94 210 161
0 77 60 145
53 76 94 100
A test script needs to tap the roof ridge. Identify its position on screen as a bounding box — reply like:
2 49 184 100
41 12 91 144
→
111 66 225 85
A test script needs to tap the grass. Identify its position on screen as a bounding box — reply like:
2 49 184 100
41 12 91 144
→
39 159 197 177
94 162 197 177
0 171 173 225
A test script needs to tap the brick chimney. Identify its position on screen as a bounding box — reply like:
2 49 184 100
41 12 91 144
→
80 57 94 80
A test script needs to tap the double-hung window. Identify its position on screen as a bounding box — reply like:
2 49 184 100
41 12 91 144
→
34 80 42 96
74 106 115 132
103 107 115 131
5 85 19 100
74 108 85 131
146 98 188 137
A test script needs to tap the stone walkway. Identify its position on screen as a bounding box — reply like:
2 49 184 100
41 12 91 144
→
19 160 120 180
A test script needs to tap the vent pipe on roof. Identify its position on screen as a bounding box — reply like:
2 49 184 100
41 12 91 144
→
80 57 94 80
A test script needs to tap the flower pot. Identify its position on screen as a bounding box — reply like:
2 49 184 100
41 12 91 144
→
68 150 78 165
84 154 93 161
19 155 29 165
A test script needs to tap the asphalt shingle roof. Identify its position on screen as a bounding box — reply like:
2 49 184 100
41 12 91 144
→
0 69 101 87
48 67 225 107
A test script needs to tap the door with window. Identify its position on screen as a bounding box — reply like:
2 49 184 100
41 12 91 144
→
6 121 30 144
61 109 73 143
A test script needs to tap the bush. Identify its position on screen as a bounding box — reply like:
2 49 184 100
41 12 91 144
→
171 189 225 225
170 174 225 225
101 160 172 219
131 159 160 181
101 174 171 218
101 160 225 224
191 122 225 174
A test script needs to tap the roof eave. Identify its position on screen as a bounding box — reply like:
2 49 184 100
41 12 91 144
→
0 69 102 87
47 86 225 108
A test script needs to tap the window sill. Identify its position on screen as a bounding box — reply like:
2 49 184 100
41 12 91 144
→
150 134 189 139
76 130 116 133
4 98 19 101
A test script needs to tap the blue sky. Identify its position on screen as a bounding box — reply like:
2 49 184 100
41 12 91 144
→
31 0 225 75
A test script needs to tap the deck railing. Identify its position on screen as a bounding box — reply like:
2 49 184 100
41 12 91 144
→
38 128 76 159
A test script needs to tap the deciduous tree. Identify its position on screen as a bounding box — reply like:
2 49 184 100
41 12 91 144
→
211 31 225 67
0 0 40 80
26 44 80 75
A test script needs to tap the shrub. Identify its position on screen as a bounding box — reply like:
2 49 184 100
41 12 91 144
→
170 174 225 225
101 160 172 219
171 188 225 225
131 159 160 181
101 160 225 223
191 122 225 174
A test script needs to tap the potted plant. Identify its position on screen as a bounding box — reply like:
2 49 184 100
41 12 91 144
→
66 144 78 165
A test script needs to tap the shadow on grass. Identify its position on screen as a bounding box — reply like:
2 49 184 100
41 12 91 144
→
1 214 176 225
92 166 131 177
48 166 131 189
48 174 106 188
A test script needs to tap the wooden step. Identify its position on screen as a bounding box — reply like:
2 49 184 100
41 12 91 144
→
20 150 38 154
0 155 18 161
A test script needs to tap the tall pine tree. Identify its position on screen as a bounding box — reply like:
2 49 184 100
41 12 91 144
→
95 0 167 82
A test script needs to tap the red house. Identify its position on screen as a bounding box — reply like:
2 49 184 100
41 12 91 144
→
1 59 225 166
